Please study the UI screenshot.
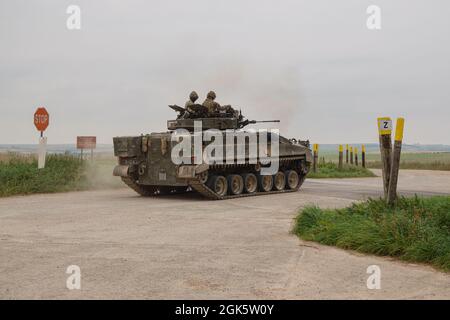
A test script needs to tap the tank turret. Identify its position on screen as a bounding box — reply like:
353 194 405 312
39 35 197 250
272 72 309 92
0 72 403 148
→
167 104 280 131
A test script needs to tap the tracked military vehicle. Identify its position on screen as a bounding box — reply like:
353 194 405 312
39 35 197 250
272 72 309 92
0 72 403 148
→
113 104 312 200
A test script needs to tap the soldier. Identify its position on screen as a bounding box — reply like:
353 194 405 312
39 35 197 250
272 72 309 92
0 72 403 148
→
202 91 221 114
185 91 199 108
219 104 239 118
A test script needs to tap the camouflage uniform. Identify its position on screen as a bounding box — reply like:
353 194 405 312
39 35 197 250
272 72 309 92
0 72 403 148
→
219 104 239 117
202 91 221 115
185 91 199 108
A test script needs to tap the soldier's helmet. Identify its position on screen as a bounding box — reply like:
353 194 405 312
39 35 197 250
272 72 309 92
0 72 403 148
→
189 91 199 102
207 91 216 100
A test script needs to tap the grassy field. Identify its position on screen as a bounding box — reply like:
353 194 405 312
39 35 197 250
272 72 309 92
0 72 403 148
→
308 162 376 179
294 196 450 272
367 159 450 171
365 152 450 170
317 151 450 171
0 153 121 197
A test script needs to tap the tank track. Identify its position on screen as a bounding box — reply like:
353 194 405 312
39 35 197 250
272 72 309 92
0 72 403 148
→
187 157 309 200
121 177 158 196
121 157 309 200
121 177 189 196
188 174 306 200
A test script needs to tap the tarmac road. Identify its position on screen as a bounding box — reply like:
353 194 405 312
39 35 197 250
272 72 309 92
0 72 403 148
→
0 170 449 299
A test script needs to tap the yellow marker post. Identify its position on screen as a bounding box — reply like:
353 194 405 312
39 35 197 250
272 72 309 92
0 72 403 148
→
345 144 349 163
338 145 343 170
350 146 354 165
362 144 366 168
387 118 405 205
377 117 393 199
313 144 319 173
355 147 359 166
395 118 405 142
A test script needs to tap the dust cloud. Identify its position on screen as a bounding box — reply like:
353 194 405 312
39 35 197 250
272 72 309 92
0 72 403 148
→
162 57 306 137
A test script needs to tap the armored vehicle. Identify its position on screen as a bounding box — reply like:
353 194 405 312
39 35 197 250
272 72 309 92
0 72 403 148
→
113 104 312 200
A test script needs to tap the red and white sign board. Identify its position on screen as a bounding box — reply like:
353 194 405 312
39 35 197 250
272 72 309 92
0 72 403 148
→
77 136 97 149
34 107 49 132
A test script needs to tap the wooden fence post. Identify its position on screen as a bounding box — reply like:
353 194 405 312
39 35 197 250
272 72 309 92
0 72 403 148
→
362 144 366 168
378 117 393 199
313 143 319 173
338 145 343 170
387 118 404 206
346 144 349 164
350 146 354 165
355 147 359 166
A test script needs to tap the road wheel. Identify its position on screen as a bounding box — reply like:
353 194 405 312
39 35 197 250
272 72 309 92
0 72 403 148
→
273 171 286 191
227 174 244 195
209 175 228 197
198 171 208 184
285 170 299 189
243 173 258 194
258 174 273 192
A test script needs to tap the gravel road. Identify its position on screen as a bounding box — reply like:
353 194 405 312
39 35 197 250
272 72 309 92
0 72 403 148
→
1 170 449 299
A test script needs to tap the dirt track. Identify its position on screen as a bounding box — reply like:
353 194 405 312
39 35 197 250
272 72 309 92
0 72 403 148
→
1 170 449 299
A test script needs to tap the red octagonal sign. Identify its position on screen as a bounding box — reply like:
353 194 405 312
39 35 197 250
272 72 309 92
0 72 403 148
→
34 107 49 132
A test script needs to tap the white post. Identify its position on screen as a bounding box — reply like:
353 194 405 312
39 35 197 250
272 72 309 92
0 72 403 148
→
38 136 47 169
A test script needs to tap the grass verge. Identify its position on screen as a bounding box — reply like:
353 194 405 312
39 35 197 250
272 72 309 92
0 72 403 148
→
308 162 376 179
293 196 450 272
315 152 450 171
0 154 121 197
367 160 450 171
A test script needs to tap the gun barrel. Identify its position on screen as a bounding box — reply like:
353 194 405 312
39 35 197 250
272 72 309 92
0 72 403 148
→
168 104 186 113
253 120 280 123
238 119 281 128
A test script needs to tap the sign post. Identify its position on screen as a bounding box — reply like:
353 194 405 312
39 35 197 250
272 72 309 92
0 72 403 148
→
345 144 349 164
77 136 97 161
377 117 393 199
362 144 366 168
313 144 319 173
34 107 50 169
350 146 354 165
387 118 405 206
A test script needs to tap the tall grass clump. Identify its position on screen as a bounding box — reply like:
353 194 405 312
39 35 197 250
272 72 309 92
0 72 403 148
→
294 196 450 272
0 154 88 197
308 162 376 179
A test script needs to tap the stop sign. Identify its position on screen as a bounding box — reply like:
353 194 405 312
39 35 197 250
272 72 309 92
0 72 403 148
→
34 107 49 132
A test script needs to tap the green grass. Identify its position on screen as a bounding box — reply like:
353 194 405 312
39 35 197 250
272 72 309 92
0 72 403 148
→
0 154 87 197
0 154 122 197
319 151 450 171
308 162 376 179
293 196 450 272
390 152 450 164
367 160 450 171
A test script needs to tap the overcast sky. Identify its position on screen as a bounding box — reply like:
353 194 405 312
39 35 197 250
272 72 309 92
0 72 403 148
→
1 0 449 144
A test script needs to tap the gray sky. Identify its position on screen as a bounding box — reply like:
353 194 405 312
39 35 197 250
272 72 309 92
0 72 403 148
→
1 0 449 144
